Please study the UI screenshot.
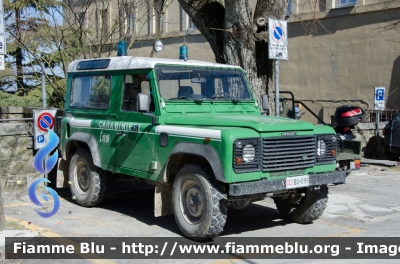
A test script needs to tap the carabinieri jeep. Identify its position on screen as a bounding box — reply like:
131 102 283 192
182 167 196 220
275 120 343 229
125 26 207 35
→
60 56 345 240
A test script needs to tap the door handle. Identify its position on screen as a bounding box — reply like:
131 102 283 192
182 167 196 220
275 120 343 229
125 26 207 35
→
116 132 126 137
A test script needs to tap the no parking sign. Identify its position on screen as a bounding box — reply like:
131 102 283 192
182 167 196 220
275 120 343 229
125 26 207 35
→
33 109 57 149
268 18 288 60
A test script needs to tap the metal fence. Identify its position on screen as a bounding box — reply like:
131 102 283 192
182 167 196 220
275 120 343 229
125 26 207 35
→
363 109 399 123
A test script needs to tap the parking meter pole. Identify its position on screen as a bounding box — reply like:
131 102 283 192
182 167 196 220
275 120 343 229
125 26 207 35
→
376 110 380 159
41 73 46 108
275 60 279 117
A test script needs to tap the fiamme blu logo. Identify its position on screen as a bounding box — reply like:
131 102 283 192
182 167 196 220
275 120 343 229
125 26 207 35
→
28 129 60 218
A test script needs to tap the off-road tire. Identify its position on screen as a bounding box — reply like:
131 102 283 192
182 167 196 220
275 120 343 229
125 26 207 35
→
274 185 328 223
69 149 107 207
384 150 400 161
172 164 228 241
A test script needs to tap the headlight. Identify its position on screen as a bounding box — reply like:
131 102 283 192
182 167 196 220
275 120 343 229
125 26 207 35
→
233 138 260 173
317 139 326 156
316 134 337 164
243 144 256 162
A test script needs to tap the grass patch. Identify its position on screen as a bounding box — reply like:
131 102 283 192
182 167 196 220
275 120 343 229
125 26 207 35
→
5 220 25 230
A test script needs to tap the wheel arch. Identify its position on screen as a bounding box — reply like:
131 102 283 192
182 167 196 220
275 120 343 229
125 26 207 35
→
63 132 101 167
164 143 225 183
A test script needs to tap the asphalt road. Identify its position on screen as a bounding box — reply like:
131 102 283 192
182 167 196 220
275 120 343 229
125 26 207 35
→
1 162 400 264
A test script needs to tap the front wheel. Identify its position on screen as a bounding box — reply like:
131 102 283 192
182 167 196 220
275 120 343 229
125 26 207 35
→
172 164 228 241
69 149 107 207
274 185 328 223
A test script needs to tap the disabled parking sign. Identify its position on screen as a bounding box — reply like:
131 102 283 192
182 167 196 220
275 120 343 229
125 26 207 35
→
33 109 57 149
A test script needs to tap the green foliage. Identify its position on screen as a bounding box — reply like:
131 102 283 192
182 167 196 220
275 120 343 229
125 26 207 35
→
1 0 66 107
0 80 64 107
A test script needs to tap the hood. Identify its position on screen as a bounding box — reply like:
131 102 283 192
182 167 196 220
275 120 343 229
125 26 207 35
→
164 114 314 132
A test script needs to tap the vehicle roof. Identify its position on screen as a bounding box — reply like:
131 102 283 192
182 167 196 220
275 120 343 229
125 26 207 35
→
67 56 242 73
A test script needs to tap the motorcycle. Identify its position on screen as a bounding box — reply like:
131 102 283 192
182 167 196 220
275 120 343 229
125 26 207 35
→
333 106 365 175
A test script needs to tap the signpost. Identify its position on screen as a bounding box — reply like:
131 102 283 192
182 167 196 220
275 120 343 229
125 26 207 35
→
268 18 288 117
33 109 57 150
0 0 5 71
374 87 385 158
374 87 385 111
0 55 4 70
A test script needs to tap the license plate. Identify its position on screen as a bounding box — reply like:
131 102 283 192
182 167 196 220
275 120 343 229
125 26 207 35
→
286 175 310 189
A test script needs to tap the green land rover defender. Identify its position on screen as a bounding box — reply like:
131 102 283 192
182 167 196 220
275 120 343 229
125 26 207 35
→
60 56 345 240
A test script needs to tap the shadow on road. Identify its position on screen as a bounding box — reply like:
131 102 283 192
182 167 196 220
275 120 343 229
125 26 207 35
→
56 181 293 238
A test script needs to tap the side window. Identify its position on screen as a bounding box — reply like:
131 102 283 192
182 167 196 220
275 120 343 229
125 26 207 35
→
70 75 111 109
122 74 154 111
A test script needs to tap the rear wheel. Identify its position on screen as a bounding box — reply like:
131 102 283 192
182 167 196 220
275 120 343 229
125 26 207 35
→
172 164 228 241
69 149 107 207
384 150 400 161
274 185 328 223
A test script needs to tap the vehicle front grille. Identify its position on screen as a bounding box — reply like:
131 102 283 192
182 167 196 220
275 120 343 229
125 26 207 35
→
262 136 316 172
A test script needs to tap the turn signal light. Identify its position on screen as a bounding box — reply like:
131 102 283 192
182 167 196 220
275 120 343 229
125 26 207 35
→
235 157 243 165
204 137 211 143
355 159 360 169
330 149 336 157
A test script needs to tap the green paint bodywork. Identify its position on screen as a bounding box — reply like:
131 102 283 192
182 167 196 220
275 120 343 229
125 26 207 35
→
61 64 338 187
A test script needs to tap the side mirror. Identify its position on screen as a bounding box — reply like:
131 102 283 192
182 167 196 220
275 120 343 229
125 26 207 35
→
136 93 150 112
262 94 269 112
136 93 158 125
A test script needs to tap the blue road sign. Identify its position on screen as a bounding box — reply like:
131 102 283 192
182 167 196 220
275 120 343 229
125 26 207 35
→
37 135 45 143
37 112 55 132
374 87 385 110
376 88 384 101
268 18 288 60
274 26 283 41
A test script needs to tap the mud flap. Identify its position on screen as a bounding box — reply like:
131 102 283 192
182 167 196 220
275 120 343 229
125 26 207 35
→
154 183 173 217
56 158 69 188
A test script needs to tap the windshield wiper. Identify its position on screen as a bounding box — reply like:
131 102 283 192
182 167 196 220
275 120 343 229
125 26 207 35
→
167 95 203 103
210 93 240 103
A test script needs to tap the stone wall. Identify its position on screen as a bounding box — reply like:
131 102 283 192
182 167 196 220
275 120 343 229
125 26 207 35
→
0 107 40 193
0 107 63 193
355 122 387 159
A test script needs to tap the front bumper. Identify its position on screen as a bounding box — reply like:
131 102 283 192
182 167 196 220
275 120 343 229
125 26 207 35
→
228 170 346 196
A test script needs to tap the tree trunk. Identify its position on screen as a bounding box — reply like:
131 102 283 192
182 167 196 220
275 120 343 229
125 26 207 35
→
178 0 288 114
15 8 24 95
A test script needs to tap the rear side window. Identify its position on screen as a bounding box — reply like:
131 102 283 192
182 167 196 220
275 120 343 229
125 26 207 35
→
70 75 111 109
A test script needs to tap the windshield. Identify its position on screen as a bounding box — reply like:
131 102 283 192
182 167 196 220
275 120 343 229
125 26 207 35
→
155 65 253 101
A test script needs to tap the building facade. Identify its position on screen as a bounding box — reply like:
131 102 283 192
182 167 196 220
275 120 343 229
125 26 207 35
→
284 0 400 123
66 0 400 123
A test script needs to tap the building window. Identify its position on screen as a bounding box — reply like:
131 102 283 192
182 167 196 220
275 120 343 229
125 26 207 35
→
101 9 109 39
126 4 135 35
286 0 292 16
336 0 356 7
